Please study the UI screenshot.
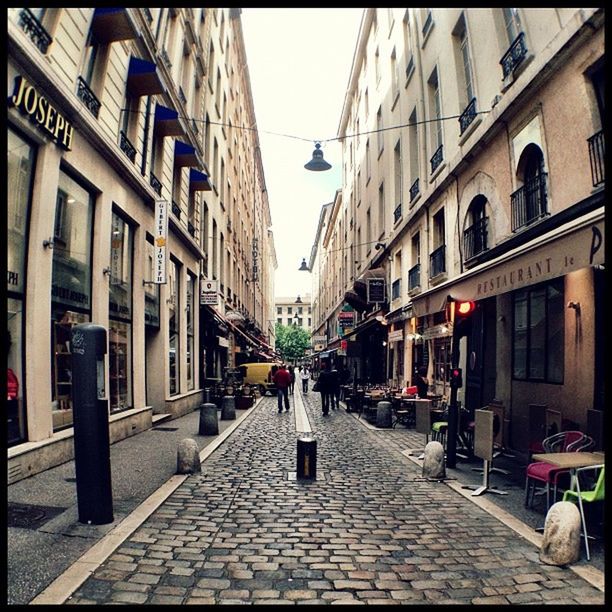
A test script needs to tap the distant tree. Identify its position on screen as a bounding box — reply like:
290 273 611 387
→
275 323 310 363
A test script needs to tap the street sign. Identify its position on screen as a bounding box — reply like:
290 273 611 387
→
367 278 386 303
200 279 219 305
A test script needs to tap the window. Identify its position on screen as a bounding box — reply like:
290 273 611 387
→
464 195 488 260
503 8 521 45
377 106 384 154
378 183 385 238
375 47 381 84
408 108 419 201
393 139 402 218
365 140 371 182
391 49 399 100
168 258 180 395
512 279 564 383
277 317 283 325
186 272 196 391
287 306 293 315
453 14 474 109
428 68 443 149
144 235 160 328
277 306 282 314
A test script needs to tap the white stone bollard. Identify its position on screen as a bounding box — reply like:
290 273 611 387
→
539 501 582 566
422 440 446 480
176 438 201 474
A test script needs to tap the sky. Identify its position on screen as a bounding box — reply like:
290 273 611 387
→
241 8 364 300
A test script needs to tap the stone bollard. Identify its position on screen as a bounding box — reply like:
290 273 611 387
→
539 501 582 566
199 402 219 435
376 401 393 428
176 438 201 474
221 395 236 420
422 441 446 480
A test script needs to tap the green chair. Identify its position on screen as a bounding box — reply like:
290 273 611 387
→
563 464 604 561
431 421 448 447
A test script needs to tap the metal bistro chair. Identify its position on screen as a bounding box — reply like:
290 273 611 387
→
524 431 595 510
563 464 605 561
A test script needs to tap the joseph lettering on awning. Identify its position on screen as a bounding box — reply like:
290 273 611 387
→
411 208 604 317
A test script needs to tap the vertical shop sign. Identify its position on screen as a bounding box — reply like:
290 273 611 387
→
154 200 168 284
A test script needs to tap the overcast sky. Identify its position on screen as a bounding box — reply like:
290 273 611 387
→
241 8 363 300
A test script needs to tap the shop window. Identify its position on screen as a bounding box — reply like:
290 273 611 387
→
186 272 196 391
168 258 180 395
512 279 564 383
109 211 133 413
144 235 160 328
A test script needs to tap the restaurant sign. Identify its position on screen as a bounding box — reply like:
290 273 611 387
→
9 75 74 150
388 329 404 342
367 278 386 303
200 279 219 305
154 200 168 284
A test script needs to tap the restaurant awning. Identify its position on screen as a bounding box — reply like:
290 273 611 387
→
343 289 367 311
126 57 164 97
154 104 185 137
91 8 138 44
174 140 199 167
411 207 605 318
189 168 212 191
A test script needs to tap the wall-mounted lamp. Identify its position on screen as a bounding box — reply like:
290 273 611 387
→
43 238 54 249
567 301 581 314
374 242 386 251
102 267 112 276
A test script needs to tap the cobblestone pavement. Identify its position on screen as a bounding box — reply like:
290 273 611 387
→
67 389 604 605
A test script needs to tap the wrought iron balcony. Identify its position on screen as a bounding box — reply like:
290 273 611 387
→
119 130 136 163
191 118 199 135
500 32 528 80
391 279 401 301
408 264 421 291
172 200 181 219
459 97 477 135
161 48 172 68
409 178 420 203
150 172 162 196
76 77 101 118
429 244 446 278
463 216 488 261
188 221 196 237
405 54 414 80
511 173 548 232
143 8 153 23
422 10 433 37
587 130 605 187
18 8 52 54
178 86 187 106
393 203 402 224
430 144 444 174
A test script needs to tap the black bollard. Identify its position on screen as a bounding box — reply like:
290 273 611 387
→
71 324 113 525
199 402 219 435
221 395 236 420
297 436 317 480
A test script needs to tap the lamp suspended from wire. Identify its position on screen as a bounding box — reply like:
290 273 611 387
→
298 258 310 271
304 142 331 171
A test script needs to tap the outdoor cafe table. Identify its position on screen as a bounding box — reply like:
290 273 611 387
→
531 452 605 491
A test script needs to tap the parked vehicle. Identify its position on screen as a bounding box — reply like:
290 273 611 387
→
238 362 281 396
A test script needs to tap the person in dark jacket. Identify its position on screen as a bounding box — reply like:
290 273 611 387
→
273 364 291 413
288 365 296 395
414 366 429 399
330 366 340 409
317 360 333 416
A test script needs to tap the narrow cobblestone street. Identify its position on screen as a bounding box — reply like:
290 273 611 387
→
63 388 604 605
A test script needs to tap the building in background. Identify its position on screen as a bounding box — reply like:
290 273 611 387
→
275 294 312 332
311 8 604 454
7 7 276 481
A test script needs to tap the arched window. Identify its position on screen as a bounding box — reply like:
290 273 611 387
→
512 144 547 231
464 195 488 260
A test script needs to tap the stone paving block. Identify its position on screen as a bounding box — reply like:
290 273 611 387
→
110 590 149 604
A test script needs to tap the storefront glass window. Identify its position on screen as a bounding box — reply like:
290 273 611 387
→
186 272 195 390
7 128 35 445
144 236 160 328
168 258 179 395
51 170 93 430
109 212 133 413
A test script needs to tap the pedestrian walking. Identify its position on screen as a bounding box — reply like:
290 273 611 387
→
300 366 310 393
316 360 333 416
288 365 296 395
273 364 291 413
414 366 429 399
330 365 340 409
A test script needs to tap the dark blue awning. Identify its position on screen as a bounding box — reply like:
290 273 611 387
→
91 8 138 43
126 57 164 97
190 168 212 191
154 104 185 137
174 140 199 167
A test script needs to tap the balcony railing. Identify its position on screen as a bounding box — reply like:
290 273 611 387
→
429 244 446 278
463 216 489 261
409 178 420 203
430 144 444 174
171 200 181 219
587 130 605 187
150 172 162 196
408 264 421 291
188 221 196 237
500 32 528 79
19 8 52 54
76 77 101 118
393 203 402 224
511 173 548 232
178 86 187 106
391 279 401 301
143 8 153 23
459 97 477 135
119 130 136 163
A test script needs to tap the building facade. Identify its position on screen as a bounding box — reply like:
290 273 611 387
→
275 295 312 331
7 7 276 481
312 8 605 454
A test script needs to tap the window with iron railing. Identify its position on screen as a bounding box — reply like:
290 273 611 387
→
392 279 401 300
76 76 101 118
500 31 528 79
459 97 477 135
587 130 605 187
172 200 181 219
150 172 162 196
463 216 488 260
430 144 443 174
408 263 421 291
393 203 402 224
511 173 548 232
119 131 136 163
429 244 446 278
409 178 420 203
18 8 52 53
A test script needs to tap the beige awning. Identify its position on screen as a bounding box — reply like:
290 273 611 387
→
411 207 604 318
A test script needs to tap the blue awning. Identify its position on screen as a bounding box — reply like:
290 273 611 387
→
174 140 199 167
154 104 185 137
91 8 138 43
126 57 164 97
190 168 212 191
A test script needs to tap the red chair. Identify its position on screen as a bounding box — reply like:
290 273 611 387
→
524 431 594 510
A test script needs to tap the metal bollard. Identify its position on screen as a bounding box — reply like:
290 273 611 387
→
221 395 236 420
199 402 219 435
297 436 317 480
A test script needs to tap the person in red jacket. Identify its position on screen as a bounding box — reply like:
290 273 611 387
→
273 364 291 413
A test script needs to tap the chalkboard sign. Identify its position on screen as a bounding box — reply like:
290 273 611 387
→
367 278 386 303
